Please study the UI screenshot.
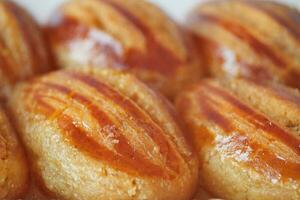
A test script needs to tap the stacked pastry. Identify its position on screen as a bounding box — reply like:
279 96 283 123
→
0 1 50 199
185 1 300 199
0 0 200 199
0 0 300 200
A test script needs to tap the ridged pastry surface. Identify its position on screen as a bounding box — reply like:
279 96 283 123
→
10 68 198 200
0 0 50 99
46 0 202 99
0 106 28 199
188 0 300 89
176 78 300 200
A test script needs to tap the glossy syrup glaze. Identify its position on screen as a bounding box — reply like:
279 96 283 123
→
179 81 300 182
25 70 182 179
47 0 184 75
204 83 300 155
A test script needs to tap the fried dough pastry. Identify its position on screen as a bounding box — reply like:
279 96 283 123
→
0 106 28 199
46 0 202 99
0 0 51 99
10 68 198 200
187 0 300 89
176 78 300 200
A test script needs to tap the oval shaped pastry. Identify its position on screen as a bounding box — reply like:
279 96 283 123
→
46 0 202 99
9 68 198 200
0 106 28 199
0 0 51 99
176 78 300 200
187 0 300 88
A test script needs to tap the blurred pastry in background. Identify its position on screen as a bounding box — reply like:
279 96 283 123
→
0 0 51 99
187 0 300 89
46 0 203 99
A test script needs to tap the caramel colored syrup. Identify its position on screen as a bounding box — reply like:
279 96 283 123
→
189 82 300 181
204 83 300 155
102 0 183 74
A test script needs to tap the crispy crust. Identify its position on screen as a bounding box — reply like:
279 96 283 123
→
10 68 198 200
176 78 300 200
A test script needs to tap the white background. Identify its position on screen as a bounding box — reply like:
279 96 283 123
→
11 0 300 24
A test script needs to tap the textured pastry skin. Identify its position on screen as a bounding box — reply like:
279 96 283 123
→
46 0 202 99
9 68 198 200
176 78 300 200
187 0 300 89
0 0 51 99
0 106 28 199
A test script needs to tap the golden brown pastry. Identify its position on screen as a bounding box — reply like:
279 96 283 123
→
46 0 202 99
10 68 198 200
176 78 300 200
0 106 28 199
0 0 51 99
187 0 300 88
